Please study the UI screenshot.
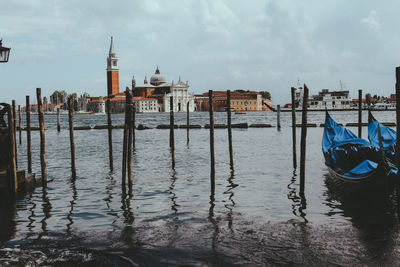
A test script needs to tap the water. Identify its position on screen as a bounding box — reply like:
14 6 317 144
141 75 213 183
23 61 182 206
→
1 111 399 266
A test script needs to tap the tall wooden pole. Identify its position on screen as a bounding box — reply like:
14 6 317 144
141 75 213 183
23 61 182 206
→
37 88 47 187
395 67 400 208
12 100 17 169
187 101 190 144
132 101 136 149
277 104 281 130
209 90 215 186
57 108 61 132
396 67 400 168
170 96 175 168
8 105 18 194
26 96 32 174
122 90 129 185
291 87 297 169
68 96 76 179
18 105 22 145
299 84 309 193
358 89 362 138
126 91 133 186
106 99 113 171
227 90 234 169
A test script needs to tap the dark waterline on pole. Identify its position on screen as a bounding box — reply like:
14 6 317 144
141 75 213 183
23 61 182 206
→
291 87 297 169
209 90 215 188
170 96 175 169
106 99 113 172
300 84 309 193
37 88 47 187
26 96 32 174
227 90 234 169
68 96 76 179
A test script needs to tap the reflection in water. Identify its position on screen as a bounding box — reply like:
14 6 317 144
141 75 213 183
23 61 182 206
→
104 172 119 224
38 187 52 239
323 172 398 262
287 170 308 223
121 184 134 225
223 170 238 229
209 176 219 251
66 177 78 233
168 170 179 216
27 193 36 234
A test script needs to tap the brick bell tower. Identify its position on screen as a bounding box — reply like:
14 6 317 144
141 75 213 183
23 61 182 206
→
107 36 119 96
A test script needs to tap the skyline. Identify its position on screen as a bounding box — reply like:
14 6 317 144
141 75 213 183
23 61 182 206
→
2 1 400 106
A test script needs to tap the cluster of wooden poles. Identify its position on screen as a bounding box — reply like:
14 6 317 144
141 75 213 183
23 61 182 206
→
6 67 400 197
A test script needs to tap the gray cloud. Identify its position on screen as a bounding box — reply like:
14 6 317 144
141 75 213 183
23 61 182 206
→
1 0 400 105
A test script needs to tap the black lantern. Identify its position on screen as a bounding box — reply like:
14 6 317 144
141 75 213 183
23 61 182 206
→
0 39 11 63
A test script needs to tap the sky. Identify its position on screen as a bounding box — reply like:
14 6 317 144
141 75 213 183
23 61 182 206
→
1 0 400 106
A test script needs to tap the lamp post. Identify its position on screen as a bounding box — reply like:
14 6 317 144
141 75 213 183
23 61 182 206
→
0 39 11 63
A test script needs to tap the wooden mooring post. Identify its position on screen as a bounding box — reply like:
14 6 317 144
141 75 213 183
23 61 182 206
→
187 101 190 145
106 99 113 171
26 96 32 174
18 105 21 145
7 104 18 194
12 100 17 168
358 89 362 138
170 96 175 168
299 84 309 192
127 91 133 186
57 108 61 132
227 90 234 169
132 101 136 150
277 104 281 130
122 89 129 185
68 97 76 179
209 90 215 186
37 88 47 186
395 67 400 200
291 87 297 169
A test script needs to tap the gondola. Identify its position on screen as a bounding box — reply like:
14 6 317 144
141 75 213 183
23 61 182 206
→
368 111 396 162
322 111 397 188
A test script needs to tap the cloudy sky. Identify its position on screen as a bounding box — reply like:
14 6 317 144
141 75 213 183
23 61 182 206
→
1 0 400 106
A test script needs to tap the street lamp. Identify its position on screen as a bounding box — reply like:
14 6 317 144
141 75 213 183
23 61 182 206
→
0 39 11 63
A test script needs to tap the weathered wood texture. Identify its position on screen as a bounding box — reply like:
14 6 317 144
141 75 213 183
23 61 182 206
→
227 90 234 169
8 104 18 194
26 96 32 174
68 97 76 179
170 96 175 168
291 87 297 169
209 90 215 187
106 99 113 171
300 84 309 192
37 88 47 186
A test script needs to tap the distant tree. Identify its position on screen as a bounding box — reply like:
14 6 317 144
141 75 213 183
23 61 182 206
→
259 91 271 100
365 93 372 107
373 94 378 99
50 90 68 104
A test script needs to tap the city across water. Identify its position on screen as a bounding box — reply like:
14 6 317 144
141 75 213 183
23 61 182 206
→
1 110 400 266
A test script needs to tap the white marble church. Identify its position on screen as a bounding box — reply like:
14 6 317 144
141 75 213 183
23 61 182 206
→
132 66 195 112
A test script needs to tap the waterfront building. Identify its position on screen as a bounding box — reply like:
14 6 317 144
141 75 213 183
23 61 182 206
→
133 67 195 112
308 89 351 109
132 97 158 112
194 91 266 112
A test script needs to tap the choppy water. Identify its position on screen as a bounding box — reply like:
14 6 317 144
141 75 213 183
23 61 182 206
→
1 110 400 266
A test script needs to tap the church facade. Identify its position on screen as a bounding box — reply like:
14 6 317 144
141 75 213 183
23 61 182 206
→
133 66 195 112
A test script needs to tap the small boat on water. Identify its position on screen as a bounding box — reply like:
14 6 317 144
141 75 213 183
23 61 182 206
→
322 111 397 189
368 111 396 162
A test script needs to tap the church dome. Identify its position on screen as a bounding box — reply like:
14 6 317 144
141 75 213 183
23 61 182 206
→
150 66 166 86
